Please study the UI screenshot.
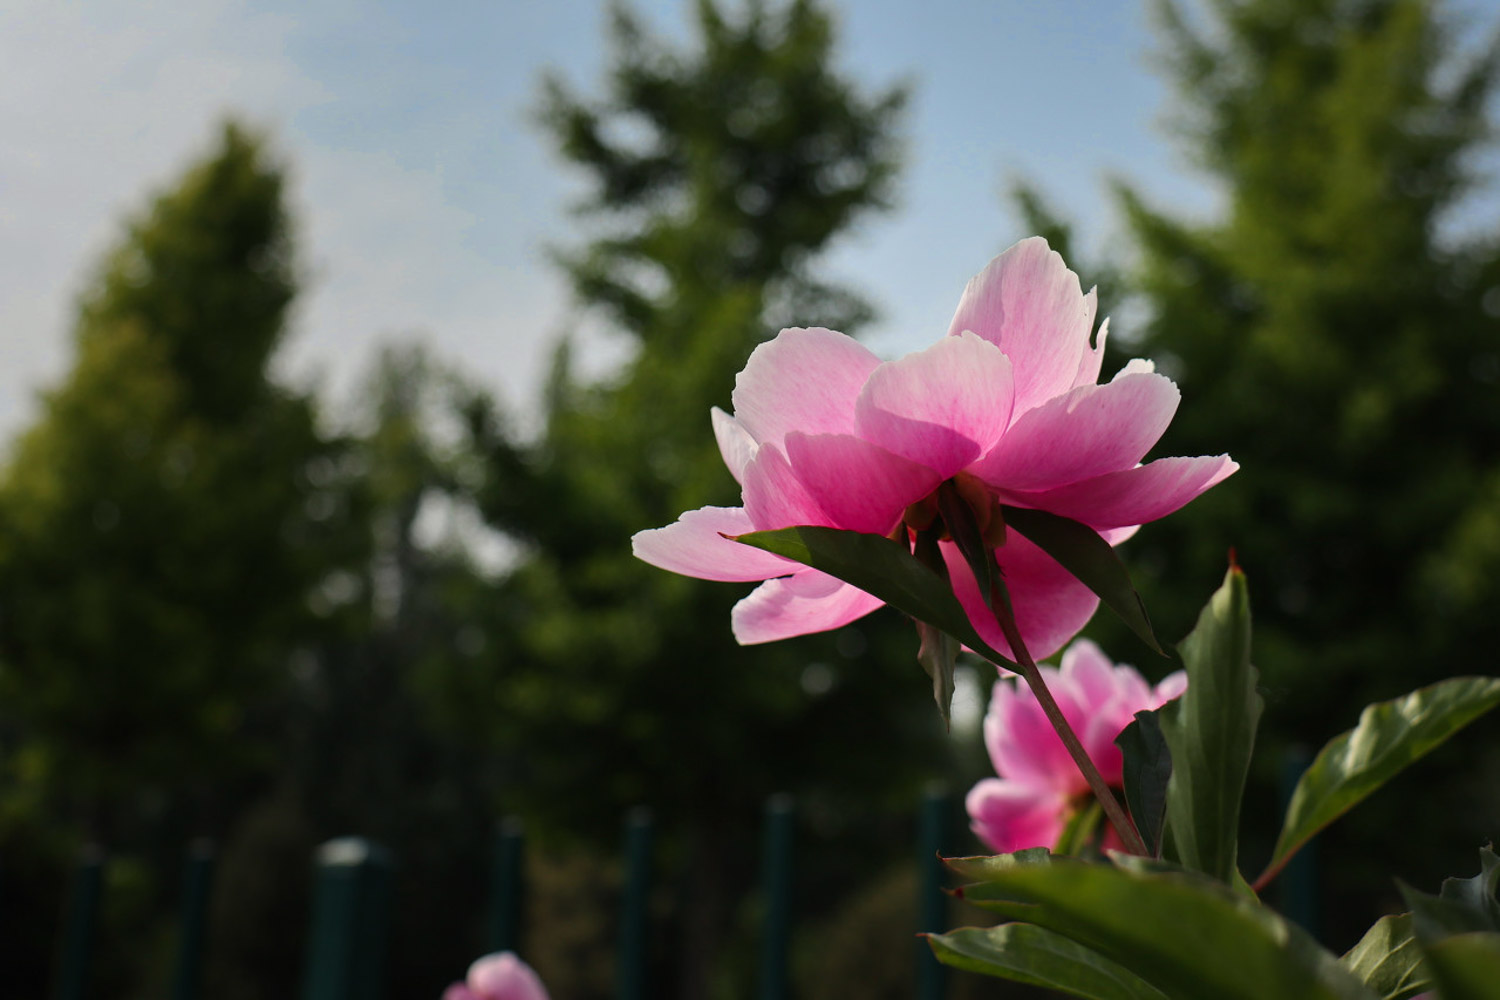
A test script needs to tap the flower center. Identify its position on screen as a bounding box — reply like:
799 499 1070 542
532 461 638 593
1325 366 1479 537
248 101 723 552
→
900 471 1008 549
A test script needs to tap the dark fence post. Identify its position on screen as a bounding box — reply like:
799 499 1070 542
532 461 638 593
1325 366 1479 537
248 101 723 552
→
54 845 104 1000
617 807 653 1000
1278 747 1319 936
916 785 950 1000
170 839 216 1000
757 794 795 1000
487 818 525 955
301 837 395 1000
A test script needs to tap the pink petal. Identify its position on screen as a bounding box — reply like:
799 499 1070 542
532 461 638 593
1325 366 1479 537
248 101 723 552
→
468 952 550 1000
983 673 1086 795
943 534 1102 664
946 238 1097 418
1152 670 1188 706
971 371 1181 492
632 507 796 582
445 986 480 1000
1056 640 1121 709
731 327 880 449
966 778 1069 854
854 332 1015 479
731 572 884 644
784 432 941 535
1070 316 1110 389
742 445 834 530
712 407 757 485
1000 455 1239 530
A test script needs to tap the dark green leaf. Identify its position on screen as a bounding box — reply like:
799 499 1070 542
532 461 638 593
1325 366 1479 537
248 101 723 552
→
1339 914 1430 1000
734 525 1016 669
954 856 1375 999
1158 565 1261 884
929 923 1168 1000
1418 932 1500 1000
1262 679 1500 888
1115 708 1172 858
1001 505 1162 654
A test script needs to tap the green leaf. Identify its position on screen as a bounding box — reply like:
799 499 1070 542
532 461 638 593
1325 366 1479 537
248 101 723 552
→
943 848 1053 884
928 923 1168 1000
1339 914 1430 1000
1261 678 1500 888
1001 505 1162 654
733 525 1016 668
954 856 1376 1000
1115 708 1172 858
1400 847 1500 941
1418 932 1500 1000
1439 846 1500 925
916 620 959 727
1157 565 1261 884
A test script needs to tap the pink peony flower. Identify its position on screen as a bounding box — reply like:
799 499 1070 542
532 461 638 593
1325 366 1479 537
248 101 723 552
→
966 639 1186 854
443 952 549 1000
633 238 1236 660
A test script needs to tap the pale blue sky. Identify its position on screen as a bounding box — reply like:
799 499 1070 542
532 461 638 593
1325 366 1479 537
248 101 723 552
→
2 0 1495 444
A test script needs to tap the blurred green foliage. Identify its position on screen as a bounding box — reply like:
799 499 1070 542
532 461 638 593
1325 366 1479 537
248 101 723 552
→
0 123 336 818
1044 0 1500 949
5 0 1500 995
464 1 955 994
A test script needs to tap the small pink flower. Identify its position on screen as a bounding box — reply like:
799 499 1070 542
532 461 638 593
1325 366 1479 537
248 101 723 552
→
633 238 1235 660
443 952 549 1000
966 639 1186 854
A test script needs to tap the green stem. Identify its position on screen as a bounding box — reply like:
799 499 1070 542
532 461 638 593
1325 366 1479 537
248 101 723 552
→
987 582 1148 857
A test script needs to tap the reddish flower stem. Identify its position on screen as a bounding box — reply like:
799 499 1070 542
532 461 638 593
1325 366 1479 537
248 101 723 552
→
987 581 1148 857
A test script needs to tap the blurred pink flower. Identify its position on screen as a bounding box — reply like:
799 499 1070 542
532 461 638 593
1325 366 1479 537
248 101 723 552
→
443 952 549 1000
966 639 1186 854
633 237 1235 660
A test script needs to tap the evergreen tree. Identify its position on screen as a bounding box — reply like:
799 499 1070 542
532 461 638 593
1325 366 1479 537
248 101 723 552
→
1101 0 1500 942
467 2 948 992
0 121 345 844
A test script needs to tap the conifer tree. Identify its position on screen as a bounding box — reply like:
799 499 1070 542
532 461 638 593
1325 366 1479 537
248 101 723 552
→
0 123 343 835
468 2 946 991
1104 0 1500 936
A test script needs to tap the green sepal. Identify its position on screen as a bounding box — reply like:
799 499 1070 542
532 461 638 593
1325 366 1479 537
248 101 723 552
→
1053 800 1104 858
916 620 959 728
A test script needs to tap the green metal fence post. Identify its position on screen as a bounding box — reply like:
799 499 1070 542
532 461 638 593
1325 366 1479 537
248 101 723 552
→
757 794 795 1000
487 818 525 955
301 837 396 1000
1278 747 1319 936
617 807 653 1000
54 845 104 1000
170 839 215 1000
917 785 950 1000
